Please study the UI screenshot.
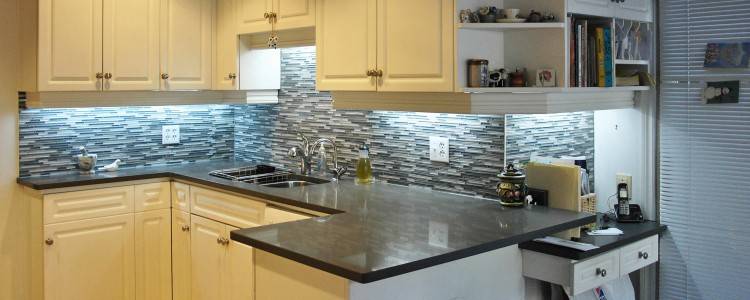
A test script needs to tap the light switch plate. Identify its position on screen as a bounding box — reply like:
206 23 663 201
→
162 125 180 145
429 136 449 163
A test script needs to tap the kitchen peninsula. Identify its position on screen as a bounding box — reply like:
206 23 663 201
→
19 160 594 300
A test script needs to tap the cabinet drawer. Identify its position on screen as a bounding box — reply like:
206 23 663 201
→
264 207 310 225
619 235 658 276
44 186 135 224
572 251 619 294
190 186 266 228
171 182 190 212
134 182 171 212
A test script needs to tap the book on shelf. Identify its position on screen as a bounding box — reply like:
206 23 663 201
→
570 20 613 88
596 27 605 87
604 27 613 87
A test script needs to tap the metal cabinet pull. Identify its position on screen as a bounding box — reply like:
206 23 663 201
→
181 225 190 232
104 73 112 80
228 73 237 80
217 237 229 245
374 69 383 77
596 268 607 277
638 251 649 259
96 72 104 79
366 69 376 77
161 73 169 80
45 238 54 246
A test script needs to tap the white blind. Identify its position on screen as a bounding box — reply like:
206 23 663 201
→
660 0 750 299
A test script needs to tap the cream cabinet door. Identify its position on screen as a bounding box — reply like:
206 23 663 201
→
236 0 273 34
568 0 615 18
160 0 214 90
315 0 377 91
617 0 653 22
44 214 135 300
191 215 226 300
135 209 172 300
38 0 104 91
376 0 454 92
172 182 191 212
273 0 315 31
172 210 192 300
215 0 239 90
102 0 160 90
225 225 255 300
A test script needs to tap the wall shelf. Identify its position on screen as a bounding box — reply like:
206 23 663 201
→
615 59 649 65
463 86 650 93
456 22 566 31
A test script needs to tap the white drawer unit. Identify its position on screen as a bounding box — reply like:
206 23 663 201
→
190 186 267 228
522 234 660 296
134 182 171 212
43 186 135 224
572 251 619 293
619 235 658 276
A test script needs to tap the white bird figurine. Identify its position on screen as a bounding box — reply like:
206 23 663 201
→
99 159 123 172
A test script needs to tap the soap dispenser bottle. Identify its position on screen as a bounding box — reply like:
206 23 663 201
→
355 143 373 184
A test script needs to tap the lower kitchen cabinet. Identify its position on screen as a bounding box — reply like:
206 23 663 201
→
134 209 173 300
172 210 193 300
190 215 255 300
43 214 136 300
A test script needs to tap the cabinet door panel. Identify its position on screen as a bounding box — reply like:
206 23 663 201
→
43 186 135 225
377 0 453 92
44 214 135 300
236 0 273 34
172 210 192 300
215 0 239 90
135 209 172 300
568 0 614 18
171 182 191 212
134 182 171 212
617 0 653 22
102 0 160 90
190 215 226 300
225 225 255 300
160 0 214 90
274 0 315 31
38 0 103 91
315 0 376 91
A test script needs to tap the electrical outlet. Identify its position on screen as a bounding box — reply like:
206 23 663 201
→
429 136 450 163
616 173 632 199
162 125 180 145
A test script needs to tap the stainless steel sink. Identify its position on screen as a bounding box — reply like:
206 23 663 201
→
209 165 330 188
259 174 330 188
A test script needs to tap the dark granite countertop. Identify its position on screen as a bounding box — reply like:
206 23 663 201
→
18 159 595 283
519 214 667 260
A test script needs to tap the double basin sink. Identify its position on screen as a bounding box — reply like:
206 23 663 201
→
209 165 330 189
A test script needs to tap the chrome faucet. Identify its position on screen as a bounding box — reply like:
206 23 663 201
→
288 133 347 180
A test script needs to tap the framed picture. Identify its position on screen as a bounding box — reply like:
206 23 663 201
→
704 42 750 68
535 69 556 87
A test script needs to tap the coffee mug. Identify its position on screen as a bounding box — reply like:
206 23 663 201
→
500 8 520 19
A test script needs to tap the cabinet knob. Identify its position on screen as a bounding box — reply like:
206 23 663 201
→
217 237 229 245
638 251 649 259
366 69 376 76
596 268 607 277
161 73 169 80
181 225 190 232
104 73 112 80
96 72 104 79
228 73 237 80
374 69 383 77
45 238 54 246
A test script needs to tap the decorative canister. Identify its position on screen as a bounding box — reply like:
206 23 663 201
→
467 59 489 87
496 163 528 207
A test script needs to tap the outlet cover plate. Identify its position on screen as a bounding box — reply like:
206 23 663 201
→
616 173 632 199
429 136 450 163
162 125 180 145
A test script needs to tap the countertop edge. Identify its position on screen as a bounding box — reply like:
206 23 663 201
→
230 213 597 283
518 223 668 260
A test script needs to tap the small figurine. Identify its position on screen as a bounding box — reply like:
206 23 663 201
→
459 9 472 23
526 10 543 23
478 6 498 23
499 68 508 87
542 11 557 22
509 68 527 87
488 70 501 87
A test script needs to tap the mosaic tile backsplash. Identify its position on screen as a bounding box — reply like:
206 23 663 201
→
19 105 235 177
18 46 594 199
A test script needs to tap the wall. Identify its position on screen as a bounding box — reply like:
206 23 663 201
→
18 105 235 176
505 112 595 190
0 0 29 299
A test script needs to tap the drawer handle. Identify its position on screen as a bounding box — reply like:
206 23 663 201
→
181 225 190 232
639 251 649 259
217 237 230 246
45 238 54 246
596 268 607 277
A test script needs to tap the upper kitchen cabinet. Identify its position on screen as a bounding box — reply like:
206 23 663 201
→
568 0 653 22
160 0 215 90
236 0 315 34
316 0 453 93
38 0 104 91
215 0 239 90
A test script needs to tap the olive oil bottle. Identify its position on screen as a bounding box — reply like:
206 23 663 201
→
355 143 373 184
